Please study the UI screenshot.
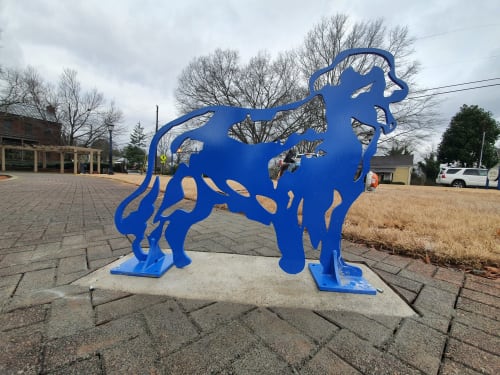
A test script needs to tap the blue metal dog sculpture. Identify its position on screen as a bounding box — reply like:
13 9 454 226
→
112 48 408 294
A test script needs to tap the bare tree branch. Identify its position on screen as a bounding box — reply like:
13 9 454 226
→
297 14 440 147
57 68 123 146
171 14 439 151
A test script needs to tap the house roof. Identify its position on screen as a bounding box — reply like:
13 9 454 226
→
371 154 414 168
0 103 58 123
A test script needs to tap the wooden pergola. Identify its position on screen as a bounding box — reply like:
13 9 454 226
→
0 144 103 174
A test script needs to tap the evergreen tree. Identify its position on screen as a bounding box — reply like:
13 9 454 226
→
418 152 440 185
124 122 147 168
130 122 147 148
438 105 499 168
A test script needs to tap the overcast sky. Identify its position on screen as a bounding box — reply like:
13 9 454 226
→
1 0 499 153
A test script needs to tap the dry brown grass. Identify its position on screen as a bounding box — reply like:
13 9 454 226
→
345 185 500 269
96 174 500 269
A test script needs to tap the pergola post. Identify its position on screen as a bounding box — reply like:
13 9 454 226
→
42 152 47 169
1 146 5 172
34 150 38 172
60 152 64 173
89 150 94 174
97 152 101 174
73 150 78 174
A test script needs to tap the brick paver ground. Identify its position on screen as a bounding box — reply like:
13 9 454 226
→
0 172 498 374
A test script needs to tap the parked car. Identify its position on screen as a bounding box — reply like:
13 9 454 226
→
435 167 498 188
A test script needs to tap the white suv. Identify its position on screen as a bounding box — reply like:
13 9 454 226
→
436 167 498 188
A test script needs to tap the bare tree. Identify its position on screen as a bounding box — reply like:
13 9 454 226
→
297 14 439 149
175 49 305 144
57 69 123 146
0 67 28 108
21 66 57 119
174 14 439 151
0 65 58 125
175 49 240 110
1 66 123 147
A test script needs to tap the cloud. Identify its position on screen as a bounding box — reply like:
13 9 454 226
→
1 0 499 150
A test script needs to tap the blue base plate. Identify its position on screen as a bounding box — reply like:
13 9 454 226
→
111 253 175 278
308 263 377 295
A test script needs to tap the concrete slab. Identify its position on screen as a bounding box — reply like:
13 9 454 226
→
73 251 416 317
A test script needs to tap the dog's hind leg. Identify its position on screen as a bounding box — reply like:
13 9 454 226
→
164 177 222 268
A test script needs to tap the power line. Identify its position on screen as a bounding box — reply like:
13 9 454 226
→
415 24 500 40
410 77 500 94
407 83 500 100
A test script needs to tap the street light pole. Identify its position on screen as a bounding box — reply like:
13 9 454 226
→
107 122 114 175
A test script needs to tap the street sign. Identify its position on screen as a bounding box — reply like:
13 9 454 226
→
160 154 167 164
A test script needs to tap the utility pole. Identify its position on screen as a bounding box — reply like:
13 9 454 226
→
478 130 485 168
155 105 158 174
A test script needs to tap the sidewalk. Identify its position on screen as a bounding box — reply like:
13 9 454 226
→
0 172 498 374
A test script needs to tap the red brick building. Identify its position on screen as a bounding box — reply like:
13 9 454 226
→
0 103 62 147
0 103 62 165
1 104 103 173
